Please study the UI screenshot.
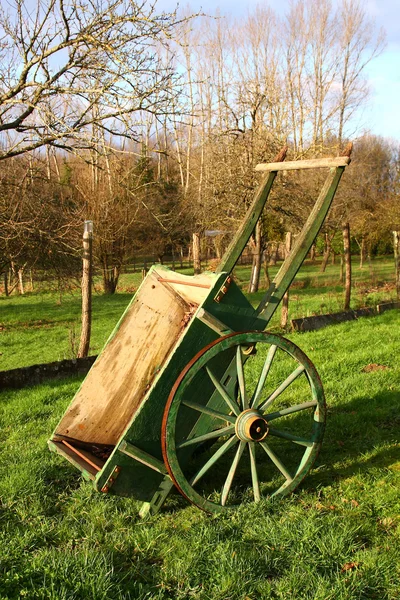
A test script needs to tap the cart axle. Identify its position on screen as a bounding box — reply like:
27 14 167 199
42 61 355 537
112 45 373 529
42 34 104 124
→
235 409 269 442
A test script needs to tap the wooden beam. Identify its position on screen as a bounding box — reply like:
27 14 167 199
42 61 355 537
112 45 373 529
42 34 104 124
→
255 157 350 172
119 440 169 476
197 308 233 336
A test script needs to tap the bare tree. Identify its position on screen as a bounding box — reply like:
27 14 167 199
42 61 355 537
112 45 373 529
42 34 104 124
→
335 0 385 146
0 0 191 160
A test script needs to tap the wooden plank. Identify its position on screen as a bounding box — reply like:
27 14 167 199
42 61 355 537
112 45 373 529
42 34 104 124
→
119 441 169 476
53 270 192 446
48 440 97 480
157 270 214 304
158 278 210 289
255 157 350 172
196 308 233 336
61 440 102 472
376 302 400 314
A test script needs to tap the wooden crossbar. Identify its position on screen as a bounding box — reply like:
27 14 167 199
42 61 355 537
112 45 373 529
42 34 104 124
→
158 278 210 289
255 157 350 172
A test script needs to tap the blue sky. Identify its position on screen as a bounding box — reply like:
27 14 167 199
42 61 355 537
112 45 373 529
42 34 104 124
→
160 0 400 142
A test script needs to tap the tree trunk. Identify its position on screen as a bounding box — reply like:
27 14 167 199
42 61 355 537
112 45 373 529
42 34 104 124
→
193 232 201 274
320 233 331 272
269 242 277 266
367 247 375 286
263 250 271 288
310 244 316 261
3 269 9 296
340 255 344 284
248 222 262 293
343 222 351 310
360 237 365 269
273 244 279 265
394 231 400 300
78 221 93 358
280 232 293 329
18 267 24 295
102 266 120 294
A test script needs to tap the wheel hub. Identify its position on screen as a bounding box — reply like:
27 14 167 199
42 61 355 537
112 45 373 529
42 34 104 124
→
235 408 269 442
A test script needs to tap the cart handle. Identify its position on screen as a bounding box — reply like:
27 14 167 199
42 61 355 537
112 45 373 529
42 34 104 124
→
255 143 353 324
216 146 288 274
255 156 350 172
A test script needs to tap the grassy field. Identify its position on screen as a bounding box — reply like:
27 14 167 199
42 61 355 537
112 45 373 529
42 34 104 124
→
0 256 397 371
0 309 399 598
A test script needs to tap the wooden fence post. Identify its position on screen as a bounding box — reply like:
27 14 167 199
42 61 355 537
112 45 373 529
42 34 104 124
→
193 232 201 274
78 220 93 358
394 231 400 300
280 232 292 329
343 222 351 310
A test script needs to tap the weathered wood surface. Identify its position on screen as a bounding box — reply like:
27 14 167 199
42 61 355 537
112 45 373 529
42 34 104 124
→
255 157 350 172
155 270 212 304
53 269 211 446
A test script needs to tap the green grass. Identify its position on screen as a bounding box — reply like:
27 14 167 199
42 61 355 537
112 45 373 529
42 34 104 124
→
0 291 131 370
0 311 399 599
0 256 398 371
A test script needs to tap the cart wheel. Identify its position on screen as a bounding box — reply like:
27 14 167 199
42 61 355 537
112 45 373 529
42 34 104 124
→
161 331 326 513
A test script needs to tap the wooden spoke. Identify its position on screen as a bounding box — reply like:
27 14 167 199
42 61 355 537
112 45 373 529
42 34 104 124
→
265 401 317 421
251 344 278 409
182 399 236 424
260 441 293 481
177 425 236 449
205 366 241 416
248 442 260 502
268 427 313 447
236 346 249 409
221 441 246 506
190 435 238 486
259 365 305 412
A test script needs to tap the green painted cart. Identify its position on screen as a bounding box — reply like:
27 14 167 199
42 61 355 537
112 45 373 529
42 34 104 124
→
49 146 352 515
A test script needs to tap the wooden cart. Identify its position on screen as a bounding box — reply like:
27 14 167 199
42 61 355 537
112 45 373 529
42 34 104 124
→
49 146 351 515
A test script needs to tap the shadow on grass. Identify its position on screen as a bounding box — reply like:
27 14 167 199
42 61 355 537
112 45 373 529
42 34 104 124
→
303 388 400 489
158 387 400 510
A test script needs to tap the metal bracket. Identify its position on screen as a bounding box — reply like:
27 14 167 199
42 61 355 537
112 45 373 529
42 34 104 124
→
101 465 121 493
214 276 232 303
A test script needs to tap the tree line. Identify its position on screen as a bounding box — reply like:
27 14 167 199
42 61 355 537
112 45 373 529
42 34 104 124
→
1 0 399 297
